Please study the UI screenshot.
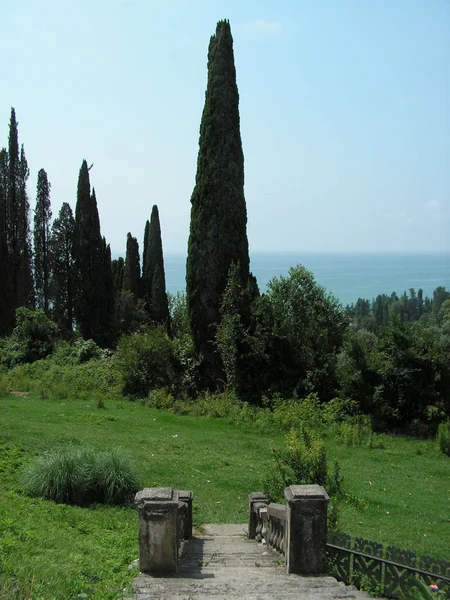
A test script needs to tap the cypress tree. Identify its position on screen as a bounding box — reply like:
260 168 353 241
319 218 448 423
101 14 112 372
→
141 219 150 298
34 168 52 313
111 257 125 294
143 205 169 325
72 160 114 346
0 148 14 334
186 20 250 382
6 109 34 311
122 232 140 298
50 202 75 333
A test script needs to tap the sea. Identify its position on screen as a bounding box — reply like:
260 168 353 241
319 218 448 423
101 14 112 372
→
164 252 450 307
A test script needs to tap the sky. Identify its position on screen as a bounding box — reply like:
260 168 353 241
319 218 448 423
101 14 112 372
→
1 0 449 257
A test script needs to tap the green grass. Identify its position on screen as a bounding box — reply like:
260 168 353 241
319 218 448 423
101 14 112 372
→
0 392 449 599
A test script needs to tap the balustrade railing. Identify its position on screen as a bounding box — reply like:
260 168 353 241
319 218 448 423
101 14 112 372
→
248 485 329 575
135 487 193 574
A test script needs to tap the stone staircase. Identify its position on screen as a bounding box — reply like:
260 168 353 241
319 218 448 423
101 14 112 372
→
133 524 376 600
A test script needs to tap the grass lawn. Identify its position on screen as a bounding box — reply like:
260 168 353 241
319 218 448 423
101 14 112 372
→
1 392 449 599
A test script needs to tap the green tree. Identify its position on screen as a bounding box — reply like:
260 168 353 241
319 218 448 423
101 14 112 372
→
122 232 140 297
111 257 124 294
72 161 114 347
50 202 75 334
143 205 169 326
186 20 249 384
0 148 14 334
34 169 52 313
6 109 34 312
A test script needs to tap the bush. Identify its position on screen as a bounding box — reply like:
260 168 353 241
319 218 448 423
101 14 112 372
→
117 327 180 397
0 308 59 368
437 421 450 456
74 338 106 363
338 415 373 447
262 427 328 503
22 446 140 506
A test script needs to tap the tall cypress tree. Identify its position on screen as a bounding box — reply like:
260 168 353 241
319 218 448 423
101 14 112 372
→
72 160 114 346
0 148 14 334
122 232 140 298
6 109 34 311
143 205 169 325
141 219 150 299
50 202 75 334
34 168 52 313
186 20 250 382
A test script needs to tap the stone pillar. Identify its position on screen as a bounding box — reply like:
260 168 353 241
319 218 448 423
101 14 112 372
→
248 492 269 539
135 487 179 574
178 490 194 540
284 485 329 574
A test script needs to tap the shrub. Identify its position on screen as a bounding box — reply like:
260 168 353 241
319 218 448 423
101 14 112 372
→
338 415 373 447
437 421 450 456
0 308 59 367
262 427 328 503
116 327 180 397
75 338 106 363
22 446 140 506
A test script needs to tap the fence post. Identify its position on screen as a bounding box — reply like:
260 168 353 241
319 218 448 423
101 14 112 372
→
285 484 329 574
248 492 269 539
135 487 179 574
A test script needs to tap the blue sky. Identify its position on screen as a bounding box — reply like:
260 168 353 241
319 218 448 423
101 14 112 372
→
1 0 449 256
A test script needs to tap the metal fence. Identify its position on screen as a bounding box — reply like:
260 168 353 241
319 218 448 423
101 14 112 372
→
327 530 450 599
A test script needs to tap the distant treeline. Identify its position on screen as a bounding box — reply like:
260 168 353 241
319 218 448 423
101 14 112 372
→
347 286 449 330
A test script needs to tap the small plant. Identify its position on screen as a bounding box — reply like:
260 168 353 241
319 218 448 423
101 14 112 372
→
338 415 373 447
414 578 446 599
75 338 106 363
22 446 140 506
437 421 450 456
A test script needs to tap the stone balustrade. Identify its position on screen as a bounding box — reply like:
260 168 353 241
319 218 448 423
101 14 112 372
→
248 484 329 575
134 487 193 575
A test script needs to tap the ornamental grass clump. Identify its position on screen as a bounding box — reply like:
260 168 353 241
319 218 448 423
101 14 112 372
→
22 446 140 506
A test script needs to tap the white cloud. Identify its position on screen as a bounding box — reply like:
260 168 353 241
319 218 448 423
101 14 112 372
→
423 199 441 211
247 19 282 37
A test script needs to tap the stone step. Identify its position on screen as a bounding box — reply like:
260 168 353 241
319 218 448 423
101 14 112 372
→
133 525 378 600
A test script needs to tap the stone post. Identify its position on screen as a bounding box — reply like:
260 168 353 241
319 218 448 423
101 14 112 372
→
178 490 194 540
284 485 329 574
248 492 269 539
135 487 179 574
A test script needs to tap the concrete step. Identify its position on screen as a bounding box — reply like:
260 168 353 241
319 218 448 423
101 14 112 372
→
133 524 378 600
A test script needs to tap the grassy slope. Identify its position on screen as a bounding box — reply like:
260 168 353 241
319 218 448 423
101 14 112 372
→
1 393 449 599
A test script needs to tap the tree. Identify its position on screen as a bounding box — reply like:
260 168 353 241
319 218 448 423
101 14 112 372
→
72 160 114 347
186 20 249 384
0 148 14 334
143 205 169 326
50 202 75 334
5 109 34 312
34 169 52 313
122 232 140 297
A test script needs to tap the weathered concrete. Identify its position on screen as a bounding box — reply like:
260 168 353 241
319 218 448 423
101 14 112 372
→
285 485 329 575
133 524 378 599
135 487 179 574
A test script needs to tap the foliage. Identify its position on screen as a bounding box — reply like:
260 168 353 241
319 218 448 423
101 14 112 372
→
33 168 52 314
168 291 190 338
74 338 106 363
337 415 374 447
437 421 450 456
122 231 140 297
256 265 348 400
142 205 170 327
72 160 115 347
186 20 249 386
0 307 59 367
262 428 329 503
22 445 140 506
117 327 180 396
50 201 75 334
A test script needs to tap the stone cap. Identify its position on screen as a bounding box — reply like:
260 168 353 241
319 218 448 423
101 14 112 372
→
134 487 178 505
284 485 330 503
